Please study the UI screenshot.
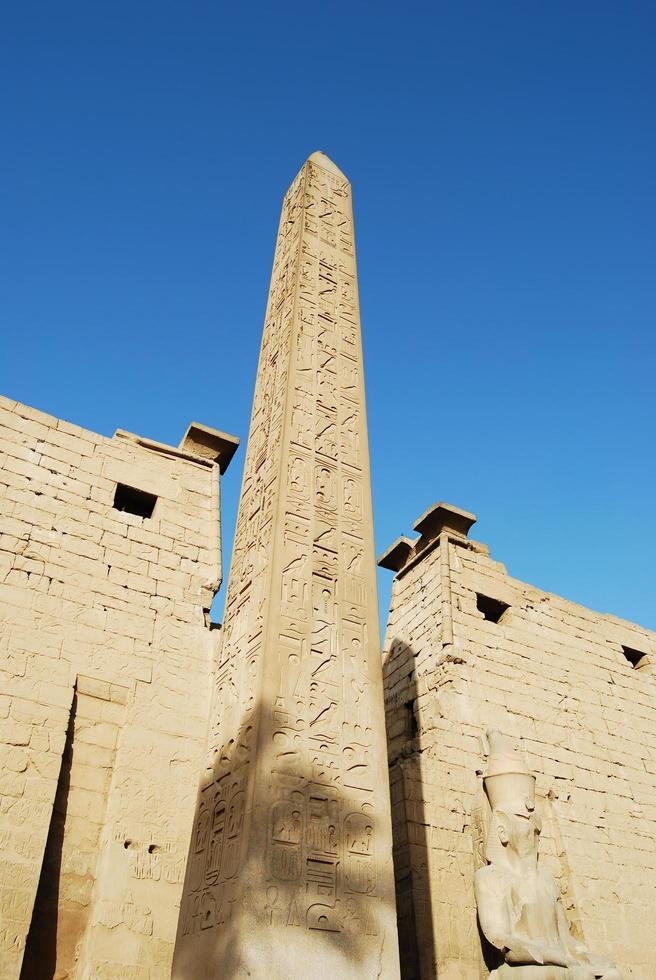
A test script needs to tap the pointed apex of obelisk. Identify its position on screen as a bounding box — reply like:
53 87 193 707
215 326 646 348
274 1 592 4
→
307 150 349 181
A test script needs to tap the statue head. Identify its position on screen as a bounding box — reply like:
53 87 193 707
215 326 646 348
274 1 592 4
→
482 730 539 865
492 802 542 861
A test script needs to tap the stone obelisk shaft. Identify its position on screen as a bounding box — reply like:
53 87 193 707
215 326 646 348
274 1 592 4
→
173 153 399 979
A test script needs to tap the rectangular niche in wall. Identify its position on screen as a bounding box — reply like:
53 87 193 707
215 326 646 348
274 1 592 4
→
621 645 649 669
113 483 157 519
476 593 509 624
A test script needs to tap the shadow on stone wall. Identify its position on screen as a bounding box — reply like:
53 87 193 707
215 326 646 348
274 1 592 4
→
174 692 398 978
384 639 436 980
20 693 76 980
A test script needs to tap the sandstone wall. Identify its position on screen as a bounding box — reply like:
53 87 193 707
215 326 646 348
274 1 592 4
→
381 507 656 980
0 395 236 979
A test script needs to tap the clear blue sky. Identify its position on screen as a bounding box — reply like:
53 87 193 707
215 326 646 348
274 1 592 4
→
2 2 655 634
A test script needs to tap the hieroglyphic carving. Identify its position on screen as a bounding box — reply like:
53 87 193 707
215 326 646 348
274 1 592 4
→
174 153 398 977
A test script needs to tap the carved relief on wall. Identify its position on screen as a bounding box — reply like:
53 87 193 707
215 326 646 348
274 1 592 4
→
180 769 248 937
264 784 378 935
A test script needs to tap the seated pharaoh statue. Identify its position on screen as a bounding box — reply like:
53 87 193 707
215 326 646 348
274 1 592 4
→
474 730 620 980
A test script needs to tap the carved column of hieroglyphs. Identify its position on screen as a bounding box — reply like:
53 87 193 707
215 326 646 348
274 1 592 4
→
173 153 400 979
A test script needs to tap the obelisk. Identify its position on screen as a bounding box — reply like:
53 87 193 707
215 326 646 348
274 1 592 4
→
173 153 400 979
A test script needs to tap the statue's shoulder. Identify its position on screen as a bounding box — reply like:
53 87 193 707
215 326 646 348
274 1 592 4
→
475 863 504 892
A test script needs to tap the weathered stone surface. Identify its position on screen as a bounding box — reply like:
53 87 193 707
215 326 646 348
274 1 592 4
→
173 152 400 979
0 395 237 978
381 504 656 979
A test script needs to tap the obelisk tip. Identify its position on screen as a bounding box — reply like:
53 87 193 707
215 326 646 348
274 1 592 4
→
307 151 348 180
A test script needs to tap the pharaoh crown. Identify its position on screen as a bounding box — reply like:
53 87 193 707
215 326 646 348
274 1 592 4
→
482 729 535 811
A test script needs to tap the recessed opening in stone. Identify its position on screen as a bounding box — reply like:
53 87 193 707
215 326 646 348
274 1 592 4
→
622 645 648 668
113 483 157 519
476 593 509 624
